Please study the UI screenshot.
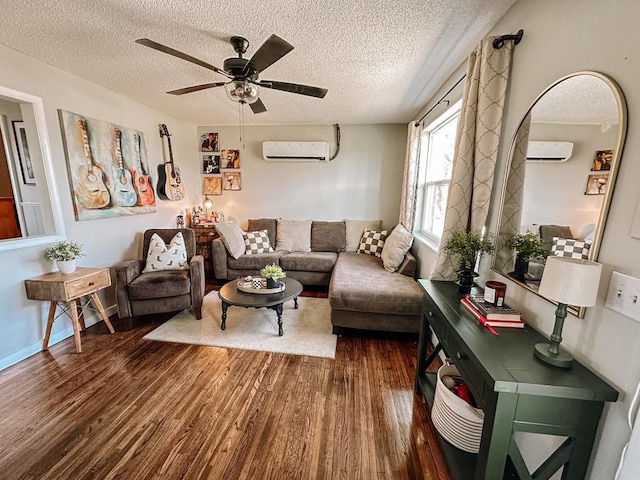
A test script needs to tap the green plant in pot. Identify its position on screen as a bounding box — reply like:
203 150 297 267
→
443 230 495 293
44 240 85 274
505 232 549 282
260 263 286 289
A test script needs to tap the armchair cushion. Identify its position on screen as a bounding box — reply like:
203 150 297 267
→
128 270 191 299
142 232 189 272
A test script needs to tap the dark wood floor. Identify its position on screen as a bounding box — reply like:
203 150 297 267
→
0 298 449 479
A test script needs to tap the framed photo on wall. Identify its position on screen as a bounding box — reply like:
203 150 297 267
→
591 149 612 171
200 132 219 152
203 176 222 195
221 149 240 169
584 173 609 195
11 121 35 185
223 171 241 191
202 154 220 174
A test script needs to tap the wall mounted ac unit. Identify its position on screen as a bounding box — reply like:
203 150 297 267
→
263 141 330 162
526 141 574 162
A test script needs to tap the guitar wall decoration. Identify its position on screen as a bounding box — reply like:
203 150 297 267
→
157 123 186 201
76 118 111 209
113 129 138 207
132 132 155 206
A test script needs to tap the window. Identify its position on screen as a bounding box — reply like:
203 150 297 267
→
416 99 461 245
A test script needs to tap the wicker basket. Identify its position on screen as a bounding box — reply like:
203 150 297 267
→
431 363 485 453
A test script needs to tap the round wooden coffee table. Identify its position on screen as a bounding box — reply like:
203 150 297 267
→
218 278 303 336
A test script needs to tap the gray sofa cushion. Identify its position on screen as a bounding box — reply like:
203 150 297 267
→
228 250 287 270
311 221 346 252
280 251 338 272
329 252 422 316
247 218 278 247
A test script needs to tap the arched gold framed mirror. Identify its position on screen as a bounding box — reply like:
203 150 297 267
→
493 71 627 318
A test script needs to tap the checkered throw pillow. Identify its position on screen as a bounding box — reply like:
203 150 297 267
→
357 229 388 257
243 230 274 255
551 237 591 259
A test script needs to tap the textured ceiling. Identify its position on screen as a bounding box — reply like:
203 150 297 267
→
0 0 517 126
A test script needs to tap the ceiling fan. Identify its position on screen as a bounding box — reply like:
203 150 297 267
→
135 35 328 114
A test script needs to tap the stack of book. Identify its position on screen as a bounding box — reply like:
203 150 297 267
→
460 294 525 333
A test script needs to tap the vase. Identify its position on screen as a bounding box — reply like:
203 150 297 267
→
266 278 280 289
56 259 77 274
456 269 478 294
512 254 529 282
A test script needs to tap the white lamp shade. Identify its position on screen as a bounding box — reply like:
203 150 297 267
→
538 257 602 307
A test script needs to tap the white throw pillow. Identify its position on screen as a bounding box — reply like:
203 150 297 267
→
276 219 312 252
214 221 246 259
142 232 189 273
381 224 414 272
345 219 382 252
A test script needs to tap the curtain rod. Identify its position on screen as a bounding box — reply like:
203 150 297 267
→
414 29 524 127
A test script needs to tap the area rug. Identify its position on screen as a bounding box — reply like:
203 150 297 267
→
143 292 336 359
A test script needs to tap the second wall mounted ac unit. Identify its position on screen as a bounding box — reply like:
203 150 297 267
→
263 141 330 162
526 141 574 162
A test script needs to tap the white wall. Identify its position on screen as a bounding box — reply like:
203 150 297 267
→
416 1 640 478
0 44 199 368
194 124 405 228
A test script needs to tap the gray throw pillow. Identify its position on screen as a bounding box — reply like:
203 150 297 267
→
214 221 245 259
345 219 382 252
311 221 346 252
381 224 414 272
276 219 312 252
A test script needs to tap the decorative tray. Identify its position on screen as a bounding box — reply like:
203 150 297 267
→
236 277 285 294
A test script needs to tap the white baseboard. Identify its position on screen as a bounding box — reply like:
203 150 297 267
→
0 302 118 372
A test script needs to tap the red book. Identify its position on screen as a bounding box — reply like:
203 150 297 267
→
461 298 525 332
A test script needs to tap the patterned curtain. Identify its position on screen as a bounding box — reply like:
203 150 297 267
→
399 121 422 230
494 114 531 272
430 37 514 280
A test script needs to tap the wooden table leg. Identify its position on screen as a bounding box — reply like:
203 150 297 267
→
89 292 115 334
68 299 82 353
76 301 86 331
42 301 57 351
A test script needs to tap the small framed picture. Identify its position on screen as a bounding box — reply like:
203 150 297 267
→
221 149 240 169
12 120 35 185
200 132 219 152
584 173 609 195
591 149 613 171
202 154 220 174
203 176 222 195
223 171 241 191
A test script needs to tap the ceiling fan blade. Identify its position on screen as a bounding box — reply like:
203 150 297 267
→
136 38 231 78
167 82 227 95
246 35 294 74
259 80 328 98
249 98 267 114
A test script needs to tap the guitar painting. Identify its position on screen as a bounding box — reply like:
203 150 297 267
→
113 129 137 207
157 123 186 201
76 118 111 209
131 132 155 206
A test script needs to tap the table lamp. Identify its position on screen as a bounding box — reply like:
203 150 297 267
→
203 196 213 222
535 256 602 368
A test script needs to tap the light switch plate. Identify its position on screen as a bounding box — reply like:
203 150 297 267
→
605 271 640 322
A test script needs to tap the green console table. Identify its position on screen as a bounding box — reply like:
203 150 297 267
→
416 280 618 480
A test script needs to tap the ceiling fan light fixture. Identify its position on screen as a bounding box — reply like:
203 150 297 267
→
224 80 259 104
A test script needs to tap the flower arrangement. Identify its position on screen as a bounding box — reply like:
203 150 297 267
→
505 232 548 261
443 230 495 271
44 240 85 262
260 263 286 281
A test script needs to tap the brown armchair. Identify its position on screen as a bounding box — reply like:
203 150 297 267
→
115 228 205 321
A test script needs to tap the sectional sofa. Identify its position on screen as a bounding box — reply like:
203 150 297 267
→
210 218 424 333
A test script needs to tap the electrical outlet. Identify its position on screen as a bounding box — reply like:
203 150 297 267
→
605 271 640 323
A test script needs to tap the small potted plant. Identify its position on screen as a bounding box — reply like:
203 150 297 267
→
505 232 548 281
260 263 286 289
44 240 84 274
443 230 495 293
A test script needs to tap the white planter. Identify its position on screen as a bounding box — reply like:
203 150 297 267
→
56 259 77 274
